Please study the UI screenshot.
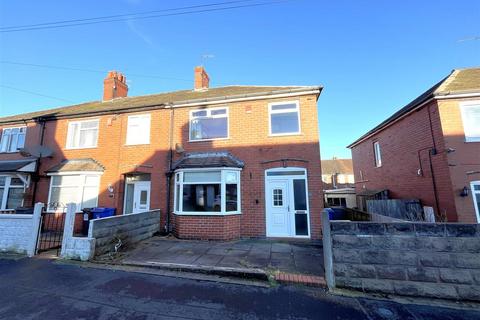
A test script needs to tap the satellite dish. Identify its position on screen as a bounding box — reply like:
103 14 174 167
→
19 145 54 158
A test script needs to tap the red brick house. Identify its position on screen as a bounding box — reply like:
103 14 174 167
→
348 67 480 223
0 67 324 240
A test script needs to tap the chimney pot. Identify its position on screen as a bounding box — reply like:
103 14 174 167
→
103 70 128 101
194 66 209 91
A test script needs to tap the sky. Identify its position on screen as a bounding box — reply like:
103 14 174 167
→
0 0 479 159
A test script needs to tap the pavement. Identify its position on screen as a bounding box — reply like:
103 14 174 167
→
1 255 479 320
110 236 324 284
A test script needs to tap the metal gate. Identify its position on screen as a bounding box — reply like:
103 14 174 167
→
36 204 66 255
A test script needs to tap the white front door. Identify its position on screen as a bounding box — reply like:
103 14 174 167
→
132 181 150 214
266 180 290 237
265 168 310 238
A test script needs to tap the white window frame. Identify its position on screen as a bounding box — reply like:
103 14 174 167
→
66 119 99 149
174 167 241 215
46 171 102 212
373 141 382 167
126 114 151 145
268 100 301 136
189 107 229 142
471 181 480 223
460 101 480 142
0 175 27 210
0 126 27 153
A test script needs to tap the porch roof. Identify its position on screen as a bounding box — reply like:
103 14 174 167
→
0 158 37 173
172 152 244 170
45 158 105 173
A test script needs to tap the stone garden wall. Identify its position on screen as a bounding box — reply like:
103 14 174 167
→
322 211 480 301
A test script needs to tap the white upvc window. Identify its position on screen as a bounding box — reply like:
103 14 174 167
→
0 175 27 210
0 127 26 153
126 114 151 145
269 101 301 136
174 168 241 215
471 181 480 223
460 101 480 142
66 119 99 149
189 107 229 141
373 141 382 167
47 173 101 212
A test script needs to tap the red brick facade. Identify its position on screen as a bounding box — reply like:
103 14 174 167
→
350 97 480 223
0 71 324 240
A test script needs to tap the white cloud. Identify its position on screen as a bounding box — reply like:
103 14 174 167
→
126 19 154 46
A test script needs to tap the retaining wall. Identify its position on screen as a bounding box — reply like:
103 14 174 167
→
90 210 160 256
322 211 480 302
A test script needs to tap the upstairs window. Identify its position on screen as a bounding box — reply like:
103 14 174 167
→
373 141 382 167
190 107 228 141
0 127 26 153
66 119 99 149
460 102 480 142
269 101 301 135
126 114 151 145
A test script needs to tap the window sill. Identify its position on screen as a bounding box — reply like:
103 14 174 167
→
124 143 151 146
465 139 480 143
268 132 302 137
65 146 98 150
0 151 20 154
173 211 241 216
188 137 230 143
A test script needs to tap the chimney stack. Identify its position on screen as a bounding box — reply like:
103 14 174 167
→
194 66 209 91
103 71 128 101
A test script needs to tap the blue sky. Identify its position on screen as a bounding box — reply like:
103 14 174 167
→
0 0 479 159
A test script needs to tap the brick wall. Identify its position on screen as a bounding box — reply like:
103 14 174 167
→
172 214 241 240
350 101 458 221
326 220 480 301
437 98 480 223
0 93 323 240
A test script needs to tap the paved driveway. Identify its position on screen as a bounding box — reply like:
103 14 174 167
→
118 237 324 277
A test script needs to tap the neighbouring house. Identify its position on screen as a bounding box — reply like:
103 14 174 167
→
348 67 480 223
0 67 324 240
321 157 354 189
324 187 356 208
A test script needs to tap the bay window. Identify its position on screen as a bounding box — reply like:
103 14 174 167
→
174 169 241 214
47 174 101 211
0 175 26 210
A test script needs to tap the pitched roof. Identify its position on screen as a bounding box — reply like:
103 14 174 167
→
0 85 321 124
321 158 353 175
45 158 105 173
172 152 244 170
348 67 480 148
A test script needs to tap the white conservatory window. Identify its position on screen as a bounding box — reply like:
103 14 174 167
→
174 169 241 215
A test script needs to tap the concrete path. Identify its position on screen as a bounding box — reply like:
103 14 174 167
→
1 256 479 319
118 236 324 277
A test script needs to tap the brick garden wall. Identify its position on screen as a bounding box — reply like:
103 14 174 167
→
172 214 241 240
327 220 480 301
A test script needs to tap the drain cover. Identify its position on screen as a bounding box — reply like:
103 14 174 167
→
377 307 394 318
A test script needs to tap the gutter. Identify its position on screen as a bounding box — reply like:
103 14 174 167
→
0 87 322 125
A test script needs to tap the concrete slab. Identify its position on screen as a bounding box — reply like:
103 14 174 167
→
113 236 325 279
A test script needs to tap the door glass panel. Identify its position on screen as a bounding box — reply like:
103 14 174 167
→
293 179 307 210
140 190 148 205
125 184 134 214
295 213 308 236
272 188 283 206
